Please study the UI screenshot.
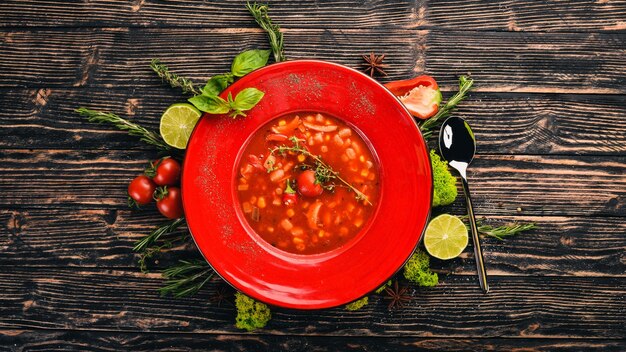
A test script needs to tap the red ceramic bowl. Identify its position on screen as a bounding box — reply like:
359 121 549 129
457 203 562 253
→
182 60 432 309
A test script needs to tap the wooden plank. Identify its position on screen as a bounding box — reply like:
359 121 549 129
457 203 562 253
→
2 88 626 156
0 0 418 29
427 0 626 32
1 28 625 94
0 150 623 217
1 330 625 352
0 269 623 338
426 31 626 93
1 210 624 278
1 0 625 33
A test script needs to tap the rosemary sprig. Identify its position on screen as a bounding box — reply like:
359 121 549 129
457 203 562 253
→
420 75 474 139
76 107 171 151
270 137 371 205
246 2 285 63
159 260 214 298
462 216 536 240
477 222 536 241
150 59 202 95
134 218 188 272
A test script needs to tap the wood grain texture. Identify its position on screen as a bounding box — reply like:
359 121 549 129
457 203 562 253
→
1 330 625 352
1 209 625 278
2 88 626 156
0 150 623 216
1 0 625 33
0 0 419 29
1 28 625 93
427 0 626 32
0 269 624 338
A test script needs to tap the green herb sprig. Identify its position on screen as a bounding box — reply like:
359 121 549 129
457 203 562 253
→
76 107 171 151
159 260 214 298
462 216 537 240
246 2 285 63
150 59 202 95
420 75 474 139
134 218 188 272
271 137 371 205
186 50 269 117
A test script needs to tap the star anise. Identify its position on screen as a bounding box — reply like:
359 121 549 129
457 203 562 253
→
383 280 411 310
209 284 234 307
361 52 389 77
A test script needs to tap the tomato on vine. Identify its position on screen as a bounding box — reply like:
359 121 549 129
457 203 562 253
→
155 186 184 219
128 175 157 206
145 157 181 186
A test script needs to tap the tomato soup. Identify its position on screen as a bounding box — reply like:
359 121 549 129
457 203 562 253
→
236 113 380 255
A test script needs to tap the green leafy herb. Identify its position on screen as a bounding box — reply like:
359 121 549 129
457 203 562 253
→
76 108 171 151
271 137 371 204
233 88 265 112
159 260 214 298
231 49 271 77
246 2 285 63
188 94 231 114
202 74 235 96
420 75 474 139
150 59 201 95
235 292 272 331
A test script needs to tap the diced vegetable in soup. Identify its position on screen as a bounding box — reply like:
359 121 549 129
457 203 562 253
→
237 113 380 255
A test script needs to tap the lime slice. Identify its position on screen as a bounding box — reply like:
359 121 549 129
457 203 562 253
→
160 103 202 149
423 214 468 260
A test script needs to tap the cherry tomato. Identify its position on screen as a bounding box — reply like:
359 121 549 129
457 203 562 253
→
128 175 156 205
297 170 323 197
155 186 184 219
149 157 181 186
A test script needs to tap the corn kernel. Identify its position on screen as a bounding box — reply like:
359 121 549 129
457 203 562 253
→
297 154 306 162
287 209 295 217
359 155 365 163
257 196 266 209
318 230 325 238
278 120 286 126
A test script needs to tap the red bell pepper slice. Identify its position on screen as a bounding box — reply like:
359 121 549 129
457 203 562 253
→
384 75 442 120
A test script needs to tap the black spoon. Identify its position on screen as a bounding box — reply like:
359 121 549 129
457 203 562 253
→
438 116 489 294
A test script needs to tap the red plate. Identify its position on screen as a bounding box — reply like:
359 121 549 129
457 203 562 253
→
182 60 432 309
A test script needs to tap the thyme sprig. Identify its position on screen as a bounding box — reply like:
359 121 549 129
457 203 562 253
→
420 75 474 139
76 107 171 151
150 59 202 95
270 137 371 205
159 260 214 298
462 216 537 240
134 218 188 272
246 2 285 63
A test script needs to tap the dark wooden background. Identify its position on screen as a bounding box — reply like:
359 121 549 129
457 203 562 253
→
1 0 625 351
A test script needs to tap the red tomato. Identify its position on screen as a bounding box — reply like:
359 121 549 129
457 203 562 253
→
297 170 323 197
149 157 182 186
384 75 442 120
155 186 184 219
128 175 156 205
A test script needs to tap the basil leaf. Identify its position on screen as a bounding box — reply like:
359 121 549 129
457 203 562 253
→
188 94 230 114
231 50 271 77
233 88 265 111
202 74 234 96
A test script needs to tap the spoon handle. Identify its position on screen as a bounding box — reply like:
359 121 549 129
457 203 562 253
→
461 178 489 294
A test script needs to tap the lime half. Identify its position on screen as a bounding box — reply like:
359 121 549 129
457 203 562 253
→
160 103 202 149
423 214 468 260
